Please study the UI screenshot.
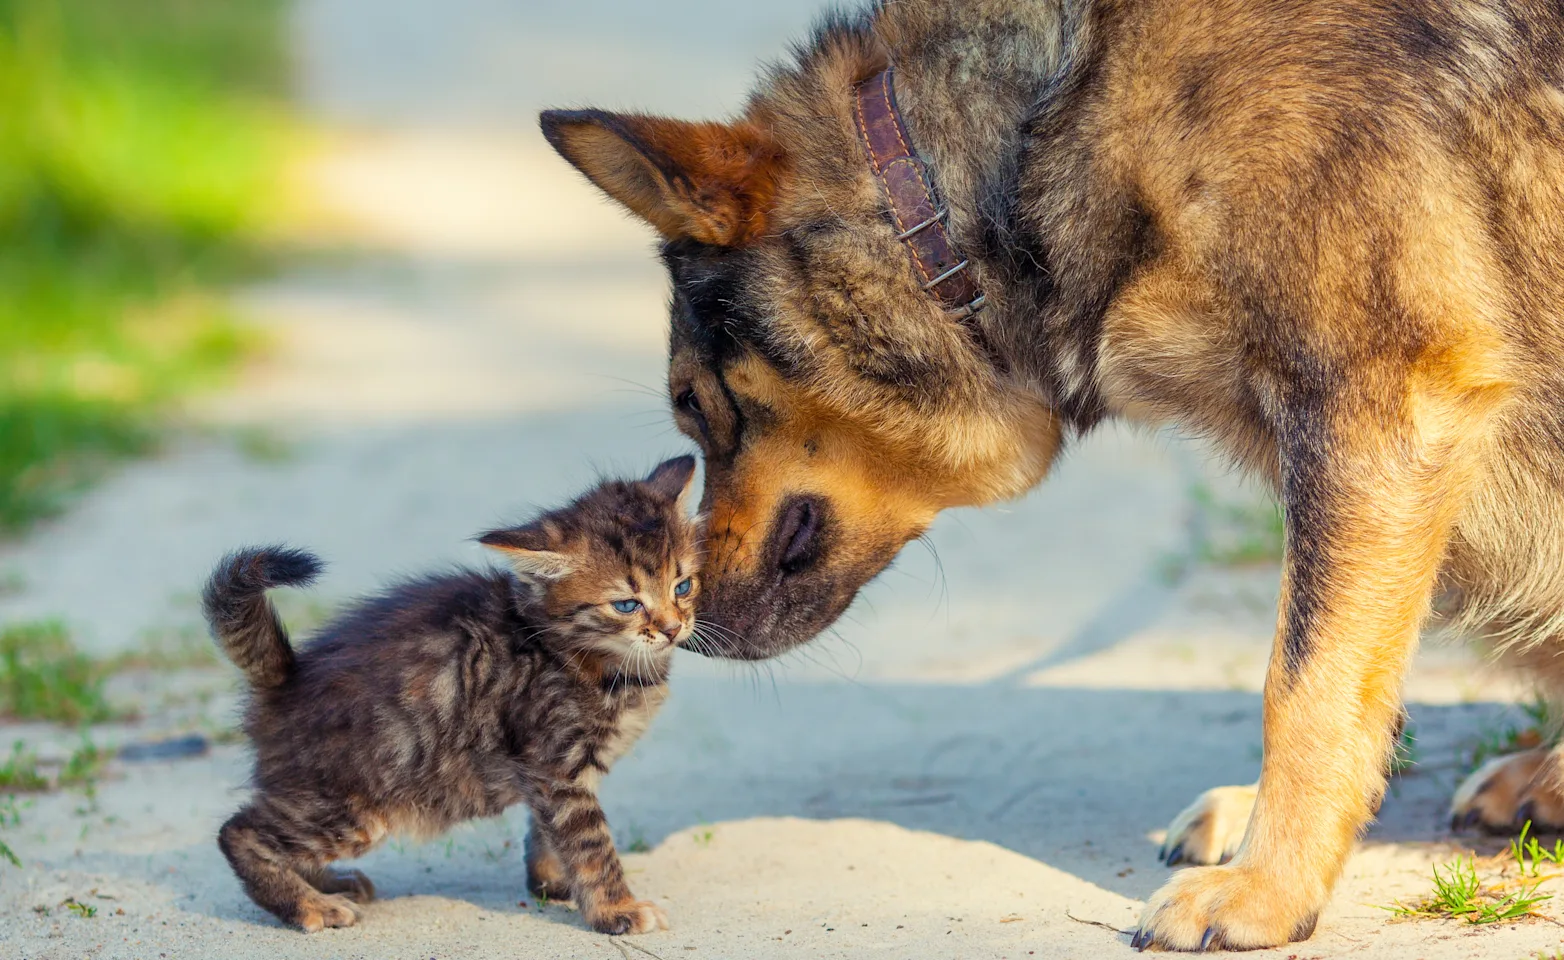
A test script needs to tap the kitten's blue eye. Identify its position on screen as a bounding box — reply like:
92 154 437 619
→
611 599 642 614
674 577 694 597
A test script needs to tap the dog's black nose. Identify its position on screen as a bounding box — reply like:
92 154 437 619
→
774 496 824 575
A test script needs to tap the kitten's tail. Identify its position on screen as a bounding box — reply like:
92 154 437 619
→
202 546 322 689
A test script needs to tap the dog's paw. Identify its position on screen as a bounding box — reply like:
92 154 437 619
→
294 893 361 933
1160 784 1256 867
1450 748 1564 833
1133 864 1319 951
587 898 669 935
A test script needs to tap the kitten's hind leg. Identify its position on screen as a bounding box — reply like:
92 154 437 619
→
525 819 570 901
219 805 362 932
301 865 377 904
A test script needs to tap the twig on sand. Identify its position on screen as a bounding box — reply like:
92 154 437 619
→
1065 909 1134 935
612 938 669 960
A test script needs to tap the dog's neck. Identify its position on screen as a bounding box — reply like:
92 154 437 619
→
873 0 1108 430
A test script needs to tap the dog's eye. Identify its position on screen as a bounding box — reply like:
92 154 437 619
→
674 577 694 597
676 388 703 416
675 388 710 441
611 599 642 614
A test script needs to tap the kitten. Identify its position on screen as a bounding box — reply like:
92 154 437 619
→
204 456 701 936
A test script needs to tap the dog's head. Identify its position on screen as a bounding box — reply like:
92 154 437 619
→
541 32 1063 659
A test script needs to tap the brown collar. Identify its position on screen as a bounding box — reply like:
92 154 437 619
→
852 68 986 321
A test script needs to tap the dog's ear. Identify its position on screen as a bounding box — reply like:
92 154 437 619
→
539 110 783 246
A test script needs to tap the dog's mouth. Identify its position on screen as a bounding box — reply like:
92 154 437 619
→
691 495 900 660
691 573 860 661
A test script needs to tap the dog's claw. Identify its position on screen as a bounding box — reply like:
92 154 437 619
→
1516 800 1536 830
1157 843 1167 863
1164 842 1185 867
1131 927 1150 951
1200 926 1218 951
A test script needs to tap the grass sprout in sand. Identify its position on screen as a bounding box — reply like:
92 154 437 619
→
1385 823 1564 926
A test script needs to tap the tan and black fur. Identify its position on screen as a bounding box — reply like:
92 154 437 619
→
541 0 1564 950
205 458 700 935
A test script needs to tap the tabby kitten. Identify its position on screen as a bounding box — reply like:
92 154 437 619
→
204 457 700 936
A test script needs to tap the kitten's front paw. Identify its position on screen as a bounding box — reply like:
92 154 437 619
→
294 893 361 933
588 898 669 935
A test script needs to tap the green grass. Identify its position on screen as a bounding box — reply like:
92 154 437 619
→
1385 854 1551 924
1189 484 1285 568
0 0 291 531
0 794 18 868
1511 821 1564 879
0 736 105 794
622 824 651 854
0 741 48 791
59 736 106 788
110 623 220 672
1385 822 1564 927
1 618 234 726
1159 483 1286 583
1390 721 1420 776
0 621 116 724
1464 696 1555 774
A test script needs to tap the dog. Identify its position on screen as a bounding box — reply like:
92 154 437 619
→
540 0 1564 949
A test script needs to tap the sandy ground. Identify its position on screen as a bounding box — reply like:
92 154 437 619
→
2 2 1562 957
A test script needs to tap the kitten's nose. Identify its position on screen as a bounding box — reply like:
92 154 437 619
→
656 621 681 643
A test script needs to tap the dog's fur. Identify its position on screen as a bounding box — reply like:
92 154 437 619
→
541 0 1564 949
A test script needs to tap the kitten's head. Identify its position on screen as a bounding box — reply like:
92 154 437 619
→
479 456 702 666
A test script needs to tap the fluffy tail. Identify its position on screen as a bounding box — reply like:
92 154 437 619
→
202 546 322 689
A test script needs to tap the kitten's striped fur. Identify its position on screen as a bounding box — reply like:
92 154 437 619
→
205 457 700 935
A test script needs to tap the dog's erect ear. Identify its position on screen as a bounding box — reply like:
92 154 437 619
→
539 110 783 246
477 522 575 579
644 455 698 510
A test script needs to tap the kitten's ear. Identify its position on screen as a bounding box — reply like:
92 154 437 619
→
645 455 698 510
477 523 575 579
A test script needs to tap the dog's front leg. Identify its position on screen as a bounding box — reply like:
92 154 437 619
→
1133 376 1497 951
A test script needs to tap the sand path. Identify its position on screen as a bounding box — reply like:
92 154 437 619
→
0 3 1553 957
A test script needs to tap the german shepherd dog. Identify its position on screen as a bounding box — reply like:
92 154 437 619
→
540 0 1564 950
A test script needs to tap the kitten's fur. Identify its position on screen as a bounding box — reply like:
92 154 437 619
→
204 457 701 935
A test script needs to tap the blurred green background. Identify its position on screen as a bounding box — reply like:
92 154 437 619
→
0 0 291 531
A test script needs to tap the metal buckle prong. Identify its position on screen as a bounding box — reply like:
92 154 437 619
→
922 259 971 291
947 294 987 320
895 207 948 242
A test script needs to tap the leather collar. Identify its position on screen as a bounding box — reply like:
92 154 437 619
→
852 68 987 321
